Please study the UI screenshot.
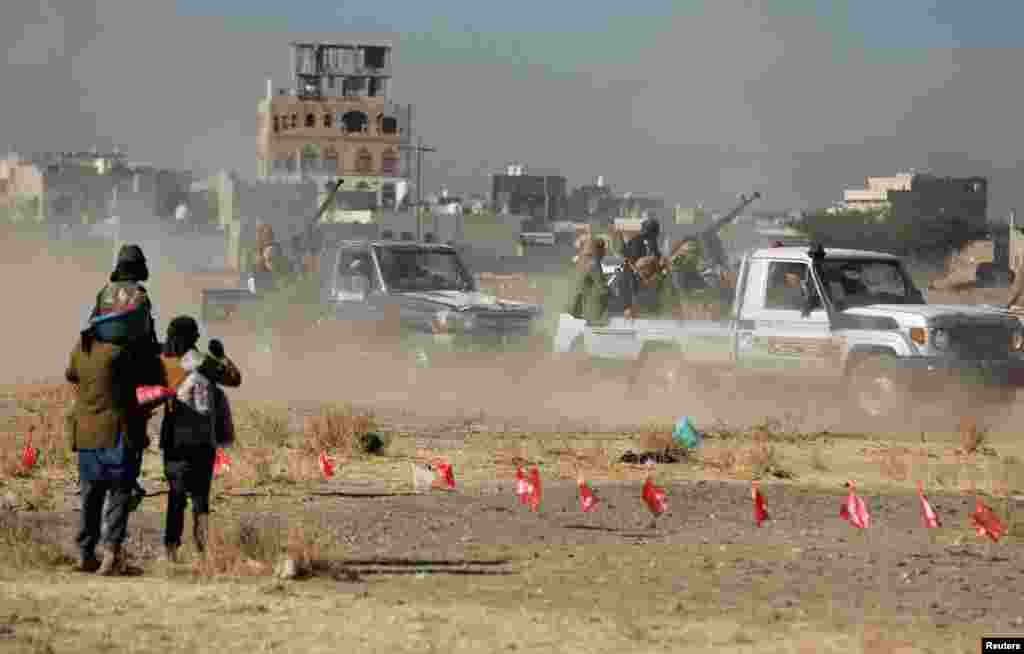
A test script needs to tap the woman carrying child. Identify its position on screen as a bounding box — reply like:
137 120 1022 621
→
158 316 241 562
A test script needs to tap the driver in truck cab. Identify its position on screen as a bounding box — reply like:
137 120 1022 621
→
765 262 808 310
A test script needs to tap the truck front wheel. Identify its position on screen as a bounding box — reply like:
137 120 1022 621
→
847 353 911 425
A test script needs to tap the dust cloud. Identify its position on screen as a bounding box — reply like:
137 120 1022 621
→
4 229 1016 438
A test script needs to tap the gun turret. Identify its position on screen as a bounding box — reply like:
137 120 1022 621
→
303 179 346 250
667 191 761 270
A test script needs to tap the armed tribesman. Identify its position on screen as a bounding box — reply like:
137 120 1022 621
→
567 236 610 326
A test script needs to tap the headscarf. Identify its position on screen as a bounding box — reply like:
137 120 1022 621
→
109 244 149 282
164 316 200 358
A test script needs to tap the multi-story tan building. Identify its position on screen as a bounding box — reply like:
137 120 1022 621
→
256 41 412 208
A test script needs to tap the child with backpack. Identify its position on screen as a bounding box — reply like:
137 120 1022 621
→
157 316 241 562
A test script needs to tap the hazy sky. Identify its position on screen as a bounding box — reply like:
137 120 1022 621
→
3 0 1024 214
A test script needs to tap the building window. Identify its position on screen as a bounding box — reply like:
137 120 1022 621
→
381 149 399 175
291 114 298 129
323 113 333 128
273 116 280 133
378 115 398 135
341 111 368 133
305 113 316 128
356 149 373 174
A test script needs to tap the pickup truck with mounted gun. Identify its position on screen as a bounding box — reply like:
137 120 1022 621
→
201 238 545 359
555 242 1024 428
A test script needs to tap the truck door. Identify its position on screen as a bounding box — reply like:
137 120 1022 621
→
332 248 385 324
735 259 840 377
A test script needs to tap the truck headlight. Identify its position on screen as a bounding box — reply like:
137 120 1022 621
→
1011 328 1024 352
932 328 950 351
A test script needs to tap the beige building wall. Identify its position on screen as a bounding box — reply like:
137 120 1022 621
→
256 96 406 178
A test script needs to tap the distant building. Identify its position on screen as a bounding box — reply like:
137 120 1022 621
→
838 171 987 228
256 40 412 210
0 151 189 223
490 164 567 221
841 173 914 211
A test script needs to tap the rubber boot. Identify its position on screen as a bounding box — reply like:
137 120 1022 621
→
159 545 179 563
75 552 101 573
193 514 209 555
97 544 124 576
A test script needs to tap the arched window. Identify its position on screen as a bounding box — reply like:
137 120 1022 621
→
301 145 320 173
323 147 339 174
305 113 316 128
273 116 280 133
355 149 373 174
381 149 399 175
341 111 368 134
379 115 399 135
290 114 298 129
323 113 333 128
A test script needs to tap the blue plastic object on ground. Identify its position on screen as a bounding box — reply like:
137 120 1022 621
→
673 416 701 449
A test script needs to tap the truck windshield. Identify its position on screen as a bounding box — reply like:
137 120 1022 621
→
818 259 919 308
374 246 474 292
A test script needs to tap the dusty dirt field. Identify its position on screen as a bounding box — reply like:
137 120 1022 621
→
2 230 1023 654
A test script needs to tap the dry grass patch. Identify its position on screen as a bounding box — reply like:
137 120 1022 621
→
243 407 291 448
301 405 385 457
556 446 612 480
0 512 70 570
193 517 343 580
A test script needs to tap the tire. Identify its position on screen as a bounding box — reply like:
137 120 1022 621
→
847 353 912 426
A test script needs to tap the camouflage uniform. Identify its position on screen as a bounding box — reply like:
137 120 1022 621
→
567 239 610 326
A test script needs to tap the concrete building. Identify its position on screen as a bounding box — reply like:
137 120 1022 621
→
491 164 567 222
838 172 987 229
256 40 412 210
841 173 914 211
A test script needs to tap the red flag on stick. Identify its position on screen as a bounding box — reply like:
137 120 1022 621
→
20 427 38 473
839 480 871 529
917 481 941 529
528 467 542 512
971 496 1006 542
578 477 599 513
318 451 335 479
515 467 532 505
642 476 668 517
212 449 232 478
432 458 456 490
752 480 769 527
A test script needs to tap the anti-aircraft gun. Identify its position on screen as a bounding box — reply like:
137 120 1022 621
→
665 191 761 278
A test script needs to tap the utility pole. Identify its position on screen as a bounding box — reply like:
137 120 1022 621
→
399 137 436 240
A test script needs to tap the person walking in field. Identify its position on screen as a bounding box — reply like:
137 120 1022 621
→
66 309 162 575
157 316 241 562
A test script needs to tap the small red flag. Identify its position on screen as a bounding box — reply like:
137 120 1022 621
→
212 449 232 478
318 451 335 479
578 477 599 513
515 467 532 505
642 477 668 517
20 427 38 472
971 496 1006 542
528 467 542 512
432 458 456 490
136 385 175 408
917 481 940 529
839 481 871 529
752 481 769 527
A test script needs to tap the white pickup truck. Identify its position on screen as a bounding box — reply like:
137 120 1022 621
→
555 244 1024 427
